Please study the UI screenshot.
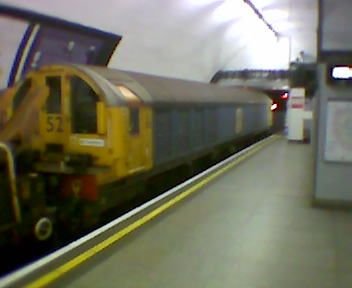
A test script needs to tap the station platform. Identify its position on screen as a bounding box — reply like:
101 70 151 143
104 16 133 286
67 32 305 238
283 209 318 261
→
19 138 352 287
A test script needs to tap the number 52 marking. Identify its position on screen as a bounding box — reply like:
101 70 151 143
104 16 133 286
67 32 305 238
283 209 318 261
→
46 115 64 132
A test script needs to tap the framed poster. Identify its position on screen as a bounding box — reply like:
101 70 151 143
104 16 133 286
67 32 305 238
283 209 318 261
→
325 100 352 162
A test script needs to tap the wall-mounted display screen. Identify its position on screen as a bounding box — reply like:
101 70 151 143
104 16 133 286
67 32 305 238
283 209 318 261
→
326 65 352 85
332 67 352 80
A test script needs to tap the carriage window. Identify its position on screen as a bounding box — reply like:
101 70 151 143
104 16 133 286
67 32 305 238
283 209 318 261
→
46 77 61 113
13 79 32 110
71 76 98 134
129 108 139 135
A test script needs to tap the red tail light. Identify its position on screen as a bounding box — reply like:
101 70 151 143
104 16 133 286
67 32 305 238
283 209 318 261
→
280 93 288 100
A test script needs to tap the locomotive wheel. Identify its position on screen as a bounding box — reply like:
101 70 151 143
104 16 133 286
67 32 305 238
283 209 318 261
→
33 217 53 241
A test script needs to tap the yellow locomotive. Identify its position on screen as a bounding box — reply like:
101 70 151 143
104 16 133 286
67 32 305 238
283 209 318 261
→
0 65 272 243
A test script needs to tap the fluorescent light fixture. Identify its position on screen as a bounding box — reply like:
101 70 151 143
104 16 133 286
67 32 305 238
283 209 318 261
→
198 0 280 39
243 0 280 38
332 67 352 79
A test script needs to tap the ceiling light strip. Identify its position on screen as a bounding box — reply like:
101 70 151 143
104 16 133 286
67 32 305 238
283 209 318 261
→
242 0 280 38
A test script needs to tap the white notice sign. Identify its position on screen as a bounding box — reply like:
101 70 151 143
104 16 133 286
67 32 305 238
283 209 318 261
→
325 101 352 162
79 138 105 147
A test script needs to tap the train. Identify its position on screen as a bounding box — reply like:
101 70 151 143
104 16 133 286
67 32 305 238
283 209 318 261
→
0 64 272 245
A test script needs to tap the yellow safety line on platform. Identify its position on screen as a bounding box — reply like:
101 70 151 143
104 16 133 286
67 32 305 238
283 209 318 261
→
26 135 279 288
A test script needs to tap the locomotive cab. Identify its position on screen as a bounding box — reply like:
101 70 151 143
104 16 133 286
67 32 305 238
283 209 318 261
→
0 65 154 241
33 67 151 182
34 68 111 173
0 65 153 184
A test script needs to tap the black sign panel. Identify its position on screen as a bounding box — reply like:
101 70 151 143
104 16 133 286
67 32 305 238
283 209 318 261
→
0 5 122 85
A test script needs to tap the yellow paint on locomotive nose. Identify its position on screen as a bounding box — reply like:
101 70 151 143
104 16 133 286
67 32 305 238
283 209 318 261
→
1 65 153 185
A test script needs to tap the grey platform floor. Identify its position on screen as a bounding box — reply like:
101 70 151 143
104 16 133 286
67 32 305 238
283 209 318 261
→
62 139 352 288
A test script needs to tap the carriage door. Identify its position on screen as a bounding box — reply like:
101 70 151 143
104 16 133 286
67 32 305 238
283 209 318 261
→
115 85 152 173
40 72 67 146
127 106 152 173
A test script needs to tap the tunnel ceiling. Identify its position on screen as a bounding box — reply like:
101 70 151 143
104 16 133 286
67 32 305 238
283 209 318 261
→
1 0 317 83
